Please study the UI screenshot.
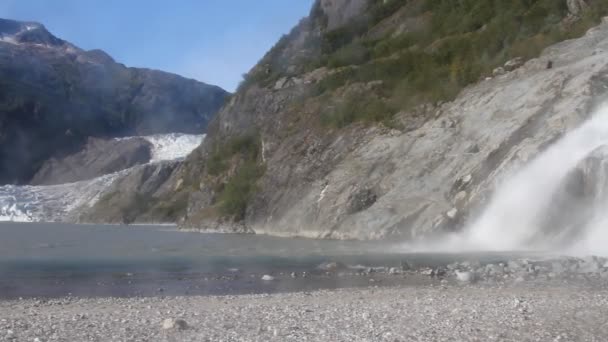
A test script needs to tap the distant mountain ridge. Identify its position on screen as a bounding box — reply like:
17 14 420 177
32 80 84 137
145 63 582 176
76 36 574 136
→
0 18 228 184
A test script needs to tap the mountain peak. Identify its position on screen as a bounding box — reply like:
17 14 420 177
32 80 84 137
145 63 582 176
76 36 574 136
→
0 18 65 47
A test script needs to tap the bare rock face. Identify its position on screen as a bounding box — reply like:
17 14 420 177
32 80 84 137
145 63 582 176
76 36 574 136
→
539 145 608 243
75 161 181 224
320 0 368 30
30 137 152 185
567 0 589 16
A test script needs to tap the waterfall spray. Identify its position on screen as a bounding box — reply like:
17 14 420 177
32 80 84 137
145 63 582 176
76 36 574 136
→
463 104 608 253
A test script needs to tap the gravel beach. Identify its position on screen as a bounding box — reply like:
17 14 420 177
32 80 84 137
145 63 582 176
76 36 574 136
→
2 280 608 342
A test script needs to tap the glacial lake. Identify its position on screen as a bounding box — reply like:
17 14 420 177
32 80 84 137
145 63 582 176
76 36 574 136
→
0 222 524 298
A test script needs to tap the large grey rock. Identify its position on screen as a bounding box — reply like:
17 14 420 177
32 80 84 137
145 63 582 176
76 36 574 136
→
30 137 152 185
75 161 181 224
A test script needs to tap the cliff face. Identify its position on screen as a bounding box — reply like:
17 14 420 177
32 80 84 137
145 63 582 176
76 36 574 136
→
29 137 152 186
84 0 608 239
0 19 228 185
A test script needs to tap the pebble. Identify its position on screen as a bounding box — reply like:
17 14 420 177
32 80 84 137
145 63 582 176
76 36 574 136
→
1 279 608 341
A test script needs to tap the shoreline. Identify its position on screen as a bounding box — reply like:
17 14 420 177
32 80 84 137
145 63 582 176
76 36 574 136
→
2 280 608 341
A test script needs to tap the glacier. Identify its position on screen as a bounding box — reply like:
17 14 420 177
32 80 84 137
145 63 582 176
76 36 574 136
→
0 133 204 222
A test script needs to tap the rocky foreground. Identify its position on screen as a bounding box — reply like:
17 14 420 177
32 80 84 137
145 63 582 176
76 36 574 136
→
1 281 607 342
3 256 608 342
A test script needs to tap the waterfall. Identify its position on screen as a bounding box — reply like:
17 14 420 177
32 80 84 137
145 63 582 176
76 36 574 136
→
463 104 608 254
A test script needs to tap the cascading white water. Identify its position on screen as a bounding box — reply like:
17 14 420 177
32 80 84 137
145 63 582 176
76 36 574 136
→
463 104 608 253
118 133 205 163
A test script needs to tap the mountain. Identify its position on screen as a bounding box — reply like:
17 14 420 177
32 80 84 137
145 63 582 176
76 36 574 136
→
0 19 228 184
83 0 608 238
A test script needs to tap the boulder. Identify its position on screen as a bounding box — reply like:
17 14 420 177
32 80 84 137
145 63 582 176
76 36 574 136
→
504 57 524 72
261 274 275 281
455 270 475 283
492 66 506 76
162 318 188 330
347 188 377 213
317 261 347 272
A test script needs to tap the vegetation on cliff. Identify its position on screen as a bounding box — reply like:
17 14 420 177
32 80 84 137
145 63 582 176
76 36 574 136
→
91 0 608 228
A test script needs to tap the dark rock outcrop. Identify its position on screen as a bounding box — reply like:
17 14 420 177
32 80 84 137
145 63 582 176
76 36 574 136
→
0 18 228 185
75 161 182 224
30 137 152 185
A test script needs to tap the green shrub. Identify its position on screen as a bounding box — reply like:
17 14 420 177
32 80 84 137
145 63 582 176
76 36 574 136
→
327 42 371 68
207 134 261 175
204 134 265 220
321 96 396 128
311 0 608 128
218 161 265 219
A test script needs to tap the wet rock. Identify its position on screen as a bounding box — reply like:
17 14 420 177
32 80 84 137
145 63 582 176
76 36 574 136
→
485 264 504 277
455 270 475 283
317 261 346 272
578 257 601 274
400 260 414 271
446 208 458 220
453 191 468 209
431 268 447 278
420 268 433 276
388 267 401 275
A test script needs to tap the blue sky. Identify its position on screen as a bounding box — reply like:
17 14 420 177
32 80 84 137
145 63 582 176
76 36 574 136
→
0 0 314 91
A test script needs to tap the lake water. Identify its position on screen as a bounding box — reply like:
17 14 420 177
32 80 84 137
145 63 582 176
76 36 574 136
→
0 222 524 299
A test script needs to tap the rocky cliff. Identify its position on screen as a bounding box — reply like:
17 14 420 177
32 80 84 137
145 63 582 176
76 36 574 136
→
84 0 608 239
0 19 228 185
29 137 152 185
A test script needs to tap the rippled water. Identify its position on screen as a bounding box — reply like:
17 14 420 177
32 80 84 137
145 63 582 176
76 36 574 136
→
0 222 411 298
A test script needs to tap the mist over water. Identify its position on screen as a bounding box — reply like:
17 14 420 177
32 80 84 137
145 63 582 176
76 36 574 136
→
413 104 608 256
